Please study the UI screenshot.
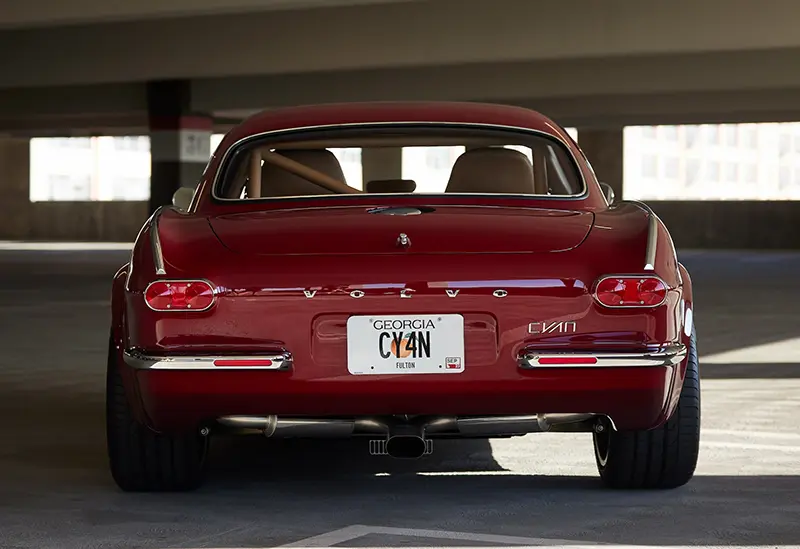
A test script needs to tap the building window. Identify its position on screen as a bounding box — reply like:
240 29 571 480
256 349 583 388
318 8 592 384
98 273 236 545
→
686 159 701 186
114 136 149 152
723 125 738 146
45 174 91 201
707 126 720 145
623 122 800 201
779 166 791 188
685 126 701 147
424 148 455 170
744 164 758 184
111 177 149 201
642 155 658 178
50 137 92 149
661 126 679 141
707 161 720 182
779 134 792 156
663 157 680 179
724 162 738 183
742 126 758 149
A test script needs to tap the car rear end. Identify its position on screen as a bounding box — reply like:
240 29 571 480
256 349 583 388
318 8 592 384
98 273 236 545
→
123 204 687 440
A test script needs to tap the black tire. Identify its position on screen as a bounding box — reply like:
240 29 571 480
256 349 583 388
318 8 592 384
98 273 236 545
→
593 328 700 489
106 336 209 492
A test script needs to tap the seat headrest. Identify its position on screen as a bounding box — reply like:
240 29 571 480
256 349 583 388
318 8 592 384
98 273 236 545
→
445 147 535 194
260 149 346 197
366 179 417 193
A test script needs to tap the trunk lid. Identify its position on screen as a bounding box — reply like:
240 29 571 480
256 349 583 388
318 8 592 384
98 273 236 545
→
207 205 593 256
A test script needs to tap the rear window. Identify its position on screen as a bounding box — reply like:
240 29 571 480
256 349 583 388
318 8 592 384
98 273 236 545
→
214 124 584 201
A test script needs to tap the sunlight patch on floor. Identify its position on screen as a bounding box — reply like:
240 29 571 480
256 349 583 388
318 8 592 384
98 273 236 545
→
701 337 800 364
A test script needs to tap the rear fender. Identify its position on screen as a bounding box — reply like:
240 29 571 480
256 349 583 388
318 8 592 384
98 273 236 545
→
111 262 149 425
125 207 230 292
659 262 695 426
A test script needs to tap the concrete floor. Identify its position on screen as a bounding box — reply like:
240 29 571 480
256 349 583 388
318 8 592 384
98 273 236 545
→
0 248 799 549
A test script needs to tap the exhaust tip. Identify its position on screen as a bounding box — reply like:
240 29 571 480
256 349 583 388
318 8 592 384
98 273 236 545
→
386 435 428 459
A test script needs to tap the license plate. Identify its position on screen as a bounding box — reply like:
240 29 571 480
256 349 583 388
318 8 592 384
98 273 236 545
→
346 314 465 375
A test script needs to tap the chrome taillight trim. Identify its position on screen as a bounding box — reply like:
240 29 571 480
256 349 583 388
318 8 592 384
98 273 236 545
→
149 206 167 276
519 343 686 369
644 211 658 271
592 274 669 309
123 349 293 370
143 278 218 312
628 200 660 271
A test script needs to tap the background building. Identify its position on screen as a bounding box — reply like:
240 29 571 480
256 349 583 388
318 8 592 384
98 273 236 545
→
28 124 800 202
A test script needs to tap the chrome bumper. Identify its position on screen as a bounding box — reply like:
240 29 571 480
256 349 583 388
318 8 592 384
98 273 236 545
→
519 343 687 369
122 349 293 370
123 343 684 372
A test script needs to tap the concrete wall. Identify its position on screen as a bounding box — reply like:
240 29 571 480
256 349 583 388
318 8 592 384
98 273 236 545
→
652 201 800 250
2 200 798 249
2 202 147 242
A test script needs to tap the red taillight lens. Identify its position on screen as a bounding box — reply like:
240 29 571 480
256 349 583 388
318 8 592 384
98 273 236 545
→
145 280 215 311
213 359 273 367
537 356 598 365
594 276 667 307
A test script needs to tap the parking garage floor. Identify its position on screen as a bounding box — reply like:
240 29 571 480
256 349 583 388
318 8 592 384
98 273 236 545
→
0 246 799 549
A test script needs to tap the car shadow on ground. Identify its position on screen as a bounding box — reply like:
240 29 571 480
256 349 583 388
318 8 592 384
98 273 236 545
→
208 435 505 479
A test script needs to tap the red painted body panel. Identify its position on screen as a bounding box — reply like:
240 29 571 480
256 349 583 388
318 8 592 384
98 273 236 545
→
207 206 593 255
135 367 674 432
111 102 694 436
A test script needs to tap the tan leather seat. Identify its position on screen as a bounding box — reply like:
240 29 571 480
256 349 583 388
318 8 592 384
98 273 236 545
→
445 147 536 194
260 149 346 197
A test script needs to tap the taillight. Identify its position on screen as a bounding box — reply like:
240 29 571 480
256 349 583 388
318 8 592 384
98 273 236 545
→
144 280 215 311
594 276 667 308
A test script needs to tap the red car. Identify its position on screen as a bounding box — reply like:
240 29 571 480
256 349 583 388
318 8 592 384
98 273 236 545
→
107 102 700 492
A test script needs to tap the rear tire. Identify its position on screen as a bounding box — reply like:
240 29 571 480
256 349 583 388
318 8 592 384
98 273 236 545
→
106 335 209 492
593 328 700 489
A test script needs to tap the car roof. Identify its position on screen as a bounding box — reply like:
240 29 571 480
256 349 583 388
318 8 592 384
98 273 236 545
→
219 102 570 149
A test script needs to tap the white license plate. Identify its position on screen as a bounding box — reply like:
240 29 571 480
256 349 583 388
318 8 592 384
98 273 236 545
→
346 314 465 375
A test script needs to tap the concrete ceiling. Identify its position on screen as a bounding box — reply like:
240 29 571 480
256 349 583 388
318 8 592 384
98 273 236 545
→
2 0 800 134
0 0 422 29
2 0 800 89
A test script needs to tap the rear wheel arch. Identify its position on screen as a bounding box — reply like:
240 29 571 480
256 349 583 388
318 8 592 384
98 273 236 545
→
593 327 700 489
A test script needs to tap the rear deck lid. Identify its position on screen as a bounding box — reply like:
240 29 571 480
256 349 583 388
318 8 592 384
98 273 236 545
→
207 205 594 255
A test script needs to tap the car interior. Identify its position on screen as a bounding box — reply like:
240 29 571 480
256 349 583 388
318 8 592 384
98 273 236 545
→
216 131 584 200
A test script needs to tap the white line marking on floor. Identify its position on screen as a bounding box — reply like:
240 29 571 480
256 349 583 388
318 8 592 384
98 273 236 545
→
206 542 800 549
277 524 599 547
279 525 375 547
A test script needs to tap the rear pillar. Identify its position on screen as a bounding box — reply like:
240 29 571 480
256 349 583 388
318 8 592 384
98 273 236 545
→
576 127 624 199
0 137 31 239
147 80 212 214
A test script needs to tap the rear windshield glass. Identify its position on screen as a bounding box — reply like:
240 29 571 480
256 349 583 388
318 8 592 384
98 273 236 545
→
214 124 584 200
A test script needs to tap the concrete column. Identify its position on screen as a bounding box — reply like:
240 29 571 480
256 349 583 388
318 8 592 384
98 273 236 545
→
0 137 31 239
361 147 403 184
147 80 211 214
576 128 624 199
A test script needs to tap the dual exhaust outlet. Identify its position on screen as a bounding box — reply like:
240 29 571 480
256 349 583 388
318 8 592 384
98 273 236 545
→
217 413 599 459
